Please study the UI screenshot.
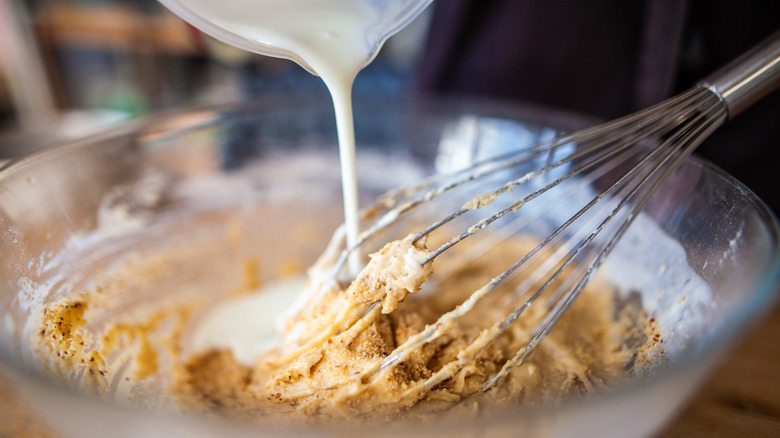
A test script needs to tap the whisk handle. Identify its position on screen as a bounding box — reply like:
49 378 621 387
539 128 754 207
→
700 30 780 119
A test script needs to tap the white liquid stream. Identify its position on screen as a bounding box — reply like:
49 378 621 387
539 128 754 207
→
179 0 382 276
180 0 388 361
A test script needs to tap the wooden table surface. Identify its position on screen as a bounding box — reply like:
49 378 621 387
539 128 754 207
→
2 303 779 437
658 301 780 437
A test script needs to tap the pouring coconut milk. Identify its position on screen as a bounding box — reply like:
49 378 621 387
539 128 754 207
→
159 0 433 276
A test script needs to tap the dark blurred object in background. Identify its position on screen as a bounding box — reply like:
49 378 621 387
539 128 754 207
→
417 0 780 214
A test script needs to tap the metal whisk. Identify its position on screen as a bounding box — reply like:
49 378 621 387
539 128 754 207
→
305 32 780 398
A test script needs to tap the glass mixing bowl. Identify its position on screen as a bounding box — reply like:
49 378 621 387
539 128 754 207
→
0 97 778 438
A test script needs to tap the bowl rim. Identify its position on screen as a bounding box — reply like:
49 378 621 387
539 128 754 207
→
1 97 779 433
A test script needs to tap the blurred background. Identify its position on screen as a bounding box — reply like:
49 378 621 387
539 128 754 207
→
0 0 777 212
0 0 430 157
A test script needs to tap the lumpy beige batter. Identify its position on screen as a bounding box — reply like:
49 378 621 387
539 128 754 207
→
174 234 652 423
30 212 659 424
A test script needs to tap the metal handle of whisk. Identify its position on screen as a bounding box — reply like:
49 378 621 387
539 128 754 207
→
700 30 780 119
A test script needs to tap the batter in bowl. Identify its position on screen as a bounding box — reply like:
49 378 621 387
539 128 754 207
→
31 225 656 424
26 153 660 425
173 233 656 423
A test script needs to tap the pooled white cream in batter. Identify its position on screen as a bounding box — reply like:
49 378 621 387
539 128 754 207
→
189 277 303 366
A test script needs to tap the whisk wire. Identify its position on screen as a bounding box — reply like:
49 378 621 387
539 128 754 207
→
329 89 717 280
413 89 717 255
356 88 723 381
364 87 727 394
483 93 728 390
